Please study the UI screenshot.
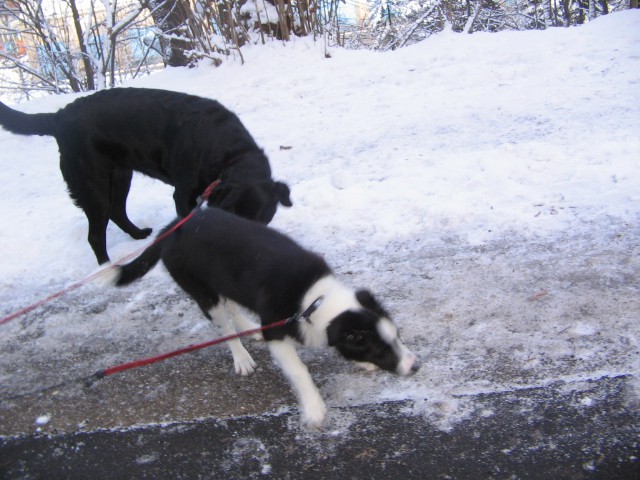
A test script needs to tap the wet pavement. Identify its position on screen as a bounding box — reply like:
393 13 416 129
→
2 374 639 479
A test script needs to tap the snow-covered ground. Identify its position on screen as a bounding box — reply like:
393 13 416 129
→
0 11 638 436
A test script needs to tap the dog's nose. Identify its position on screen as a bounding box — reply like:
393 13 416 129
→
410 359 421 373
398 354 421 375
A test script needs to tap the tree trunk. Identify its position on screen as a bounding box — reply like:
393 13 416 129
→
68 0 95 90
439 0 456 30
543 0 555 27
463 0 483 33
148 0 195 67
561 0 572 25
275 0 291 41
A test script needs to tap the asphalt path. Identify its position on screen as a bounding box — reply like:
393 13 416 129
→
2 375 639 479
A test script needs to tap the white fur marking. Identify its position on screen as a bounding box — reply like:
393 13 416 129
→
91 262 120 286
377 318 418 375
268 340 327 427
377 318 398 344
298 276 359 348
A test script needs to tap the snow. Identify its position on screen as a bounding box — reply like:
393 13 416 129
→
34 415 51 426
0 11 639 434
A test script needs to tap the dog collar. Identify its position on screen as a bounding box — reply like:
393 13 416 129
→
287 296 324 325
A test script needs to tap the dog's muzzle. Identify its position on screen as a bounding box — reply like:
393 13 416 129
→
398 351 421 375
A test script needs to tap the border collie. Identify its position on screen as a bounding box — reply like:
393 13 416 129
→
105 208 419 426
0 88 292 264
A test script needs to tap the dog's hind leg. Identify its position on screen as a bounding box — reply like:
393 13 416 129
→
73 180 111 264
226 301 263 341
209 301 257 376
109 169 152 240
85 207 111 265
60 153 111 264
161 266 256 375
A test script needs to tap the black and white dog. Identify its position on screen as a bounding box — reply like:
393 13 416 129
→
105 208 419 426
0 88 292 264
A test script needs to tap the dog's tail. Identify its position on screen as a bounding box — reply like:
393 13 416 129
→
104 219 180 287
114 242 163 286
0 101 57 137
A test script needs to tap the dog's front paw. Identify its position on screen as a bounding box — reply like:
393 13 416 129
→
234 351 257 376
301 398 327 428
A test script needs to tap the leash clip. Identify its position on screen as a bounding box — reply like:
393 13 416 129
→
196 178 223 208
287 296 324 325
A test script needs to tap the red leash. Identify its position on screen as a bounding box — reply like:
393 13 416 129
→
87 296 320 386
0 179 221 327
2 319 288 401
86 318 288 386
89 297 320 384
2 299 323 402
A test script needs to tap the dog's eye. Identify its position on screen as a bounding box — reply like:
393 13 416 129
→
346 332 367 344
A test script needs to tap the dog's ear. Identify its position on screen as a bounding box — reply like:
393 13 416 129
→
274 181 292 207
356 290 390 318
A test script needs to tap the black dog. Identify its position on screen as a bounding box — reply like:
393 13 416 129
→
0 88 292 264
105 208 419 426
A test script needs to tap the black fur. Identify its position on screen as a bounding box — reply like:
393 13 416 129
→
115 207 331 337
112 207 419 425
0 88 292 264
115 207 419 363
